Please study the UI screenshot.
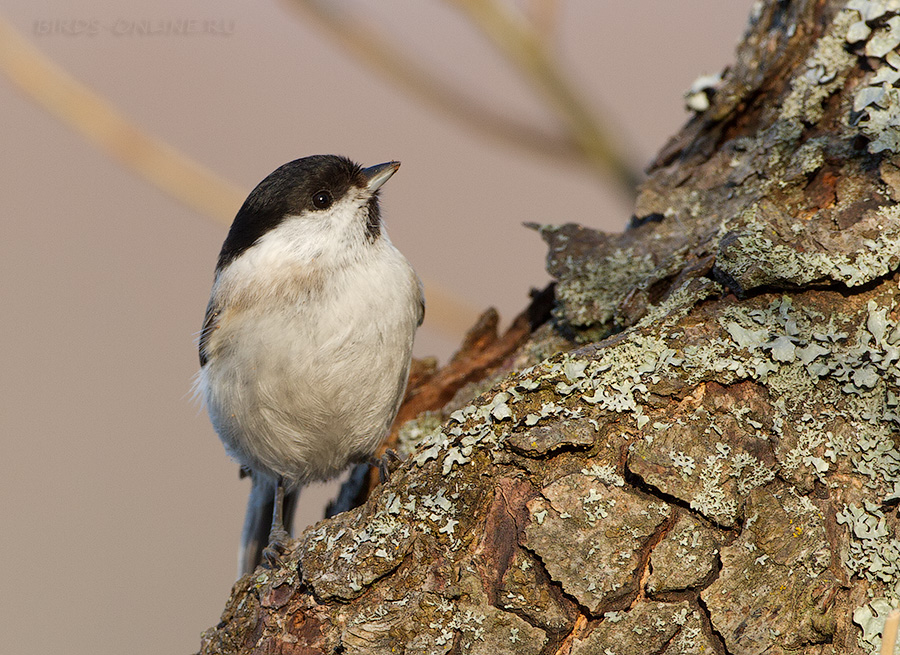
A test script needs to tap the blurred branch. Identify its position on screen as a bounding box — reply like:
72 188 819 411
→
528 0 561 43
0 14 480 340
286 0 639 196
0 15 245 222
448 0 640 193
881 609 900 655
285 0 575 164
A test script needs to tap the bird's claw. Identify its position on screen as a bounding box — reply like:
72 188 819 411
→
375 448 403 483
261 526 291 570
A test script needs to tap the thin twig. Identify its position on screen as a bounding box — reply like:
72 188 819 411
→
529 0 561 44
285 0 583 167
0 15 480 339
447 0 640 194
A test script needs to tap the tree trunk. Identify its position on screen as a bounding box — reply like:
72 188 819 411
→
200 1 900 653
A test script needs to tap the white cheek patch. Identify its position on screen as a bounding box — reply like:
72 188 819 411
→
212 191 373 305
258 193 367 260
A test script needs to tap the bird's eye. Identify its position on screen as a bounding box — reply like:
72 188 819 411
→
312 190 333 210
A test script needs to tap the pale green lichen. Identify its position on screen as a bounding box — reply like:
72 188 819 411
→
713 291 900 652
392 231 900 652
558 246 657 329
581 488 617 524
718 296 900 501
669 451 696 477
522 329 681 434
581 463 625 487
847 0 900 152
717 204 900 289
853 597 900 654
838 502 900 585
781 8 856 124
396 412 443 459
689 443 772 521
420 587 547 654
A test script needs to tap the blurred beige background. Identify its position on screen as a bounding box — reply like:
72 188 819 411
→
0 1 752 653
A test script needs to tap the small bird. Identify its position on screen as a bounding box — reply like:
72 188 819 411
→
196 155 423 576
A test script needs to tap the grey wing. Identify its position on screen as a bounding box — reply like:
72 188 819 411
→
198 296 221 367
415 276 425 327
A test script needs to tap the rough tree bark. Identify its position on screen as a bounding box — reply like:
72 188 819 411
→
200 2 900 653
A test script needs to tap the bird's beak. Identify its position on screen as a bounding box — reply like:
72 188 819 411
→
362 161 400 193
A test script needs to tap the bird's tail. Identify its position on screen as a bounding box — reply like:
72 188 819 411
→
238 472 299 577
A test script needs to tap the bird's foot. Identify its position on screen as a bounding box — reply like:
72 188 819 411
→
374 448 403 483
261 524 292 571
261 477 294 571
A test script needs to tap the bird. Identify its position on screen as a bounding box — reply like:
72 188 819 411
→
195 155 424 577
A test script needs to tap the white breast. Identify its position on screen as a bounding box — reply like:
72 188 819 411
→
197 230 422 485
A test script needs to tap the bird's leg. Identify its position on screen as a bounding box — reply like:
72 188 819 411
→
373 448 403 483
261 476 291 570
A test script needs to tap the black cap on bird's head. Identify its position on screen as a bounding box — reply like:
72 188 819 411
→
215 155 400 271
